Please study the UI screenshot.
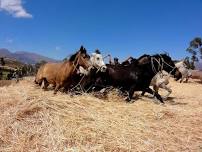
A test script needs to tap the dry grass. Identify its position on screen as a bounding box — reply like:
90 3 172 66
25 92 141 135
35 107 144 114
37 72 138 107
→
0 80 15 87
0 77 202 152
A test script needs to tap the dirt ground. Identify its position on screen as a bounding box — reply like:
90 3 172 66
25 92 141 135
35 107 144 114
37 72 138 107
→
0 77 201 152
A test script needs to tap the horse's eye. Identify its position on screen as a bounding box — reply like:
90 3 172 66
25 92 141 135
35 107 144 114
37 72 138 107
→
97 57 100 60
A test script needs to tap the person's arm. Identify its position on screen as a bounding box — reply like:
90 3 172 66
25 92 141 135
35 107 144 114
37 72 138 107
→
108 54 113 64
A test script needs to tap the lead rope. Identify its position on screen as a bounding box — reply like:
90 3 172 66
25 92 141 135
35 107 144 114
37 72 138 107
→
70 52 91 93
72 52 80 73
151 57 162 74
151 56 176 78
160 57 176 75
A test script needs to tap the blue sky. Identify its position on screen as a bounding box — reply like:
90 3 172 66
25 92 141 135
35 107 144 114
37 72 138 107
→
0 0 202 61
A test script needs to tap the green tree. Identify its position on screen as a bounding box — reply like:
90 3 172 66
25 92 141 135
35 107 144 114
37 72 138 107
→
35 60 47 70
186 37 202 69
34 60 47 74
63 58 68 61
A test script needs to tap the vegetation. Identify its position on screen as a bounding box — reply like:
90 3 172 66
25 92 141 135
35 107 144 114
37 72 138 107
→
186 37 202 69
35 60 47 70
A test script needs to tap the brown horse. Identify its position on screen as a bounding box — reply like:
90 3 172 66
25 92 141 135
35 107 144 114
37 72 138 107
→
35 46 92 94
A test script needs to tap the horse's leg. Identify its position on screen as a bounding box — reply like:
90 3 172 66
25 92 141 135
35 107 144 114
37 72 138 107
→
141 91 146 96
144 87 164 103
42 79 49 90
185 77 189 83
126 85 136 102
160 83 172 100
141 85 157 97
153 85 159 97
180 76 184 83
35 78 43 86
54 83 61 94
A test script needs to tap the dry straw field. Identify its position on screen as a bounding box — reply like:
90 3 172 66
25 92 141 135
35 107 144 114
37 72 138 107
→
0 77 202 152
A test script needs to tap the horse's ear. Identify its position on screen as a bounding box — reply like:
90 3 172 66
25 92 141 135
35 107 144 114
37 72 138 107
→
95 49 101 54
80 47 87 54
79 46 84 51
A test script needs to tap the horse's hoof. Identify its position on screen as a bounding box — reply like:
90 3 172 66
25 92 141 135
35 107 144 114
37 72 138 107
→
125 97 133 103
162 97 168 101
129 100 134 103
159 102 166 106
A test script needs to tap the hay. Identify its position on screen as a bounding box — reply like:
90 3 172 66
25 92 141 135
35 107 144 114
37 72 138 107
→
0 77 201 151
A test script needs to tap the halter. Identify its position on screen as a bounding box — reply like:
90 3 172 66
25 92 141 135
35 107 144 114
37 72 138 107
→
151 55 176 75
72 52 91 73
91 54 106 73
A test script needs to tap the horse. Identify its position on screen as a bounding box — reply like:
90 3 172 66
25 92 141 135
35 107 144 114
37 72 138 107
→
35 46 92 94
69 49 107 92
77 49 107 74
175 60 192 83
120 55 175 100
141 70 172 100
94 54 181 103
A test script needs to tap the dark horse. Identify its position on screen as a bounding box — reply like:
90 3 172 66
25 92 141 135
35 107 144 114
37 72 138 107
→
92 54 181 103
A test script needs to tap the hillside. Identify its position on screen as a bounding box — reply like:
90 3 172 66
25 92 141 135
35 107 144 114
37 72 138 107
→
0 77 201 151
0 48 57 64
2 57 25 69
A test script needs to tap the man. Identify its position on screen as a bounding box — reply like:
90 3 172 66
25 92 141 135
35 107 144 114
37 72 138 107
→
109 54 120 65
113 57 120 65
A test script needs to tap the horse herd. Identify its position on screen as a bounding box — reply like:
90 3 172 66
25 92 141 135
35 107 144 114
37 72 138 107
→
35 46 195 104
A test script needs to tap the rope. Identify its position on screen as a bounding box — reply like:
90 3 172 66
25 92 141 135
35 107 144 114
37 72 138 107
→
151 56 176 76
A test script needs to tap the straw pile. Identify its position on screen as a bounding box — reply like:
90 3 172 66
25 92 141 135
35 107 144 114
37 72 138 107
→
0 77 201 151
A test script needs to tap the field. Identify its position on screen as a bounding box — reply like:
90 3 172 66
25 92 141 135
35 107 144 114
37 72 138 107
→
0 77 201 152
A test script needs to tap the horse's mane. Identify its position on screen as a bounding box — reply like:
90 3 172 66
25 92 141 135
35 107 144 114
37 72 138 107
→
95 49 101 54
137 54 150 60
152 53 171 60
69 46 87 62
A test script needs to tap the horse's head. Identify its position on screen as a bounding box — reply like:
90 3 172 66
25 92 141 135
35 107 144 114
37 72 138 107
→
175 59 188 69
159 54 182 80
77 46 91 70
90 49 107 72
70 46 91 72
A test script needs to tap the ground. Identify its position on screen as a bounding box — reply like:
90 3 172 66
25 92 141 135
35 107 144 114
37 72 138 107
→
0 77 202 152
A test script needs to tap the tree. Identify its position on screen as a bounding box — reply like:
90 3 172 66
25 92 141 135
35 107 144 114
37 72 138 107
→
184 56 194 69
33 60 47 75
63 58 68 61
186 37 202 69
0 57 5 66
35 60 47 71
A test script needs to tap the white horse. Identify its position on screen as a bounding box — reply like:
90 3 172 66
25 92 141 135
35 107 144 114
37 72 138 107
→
78 50 107 75
150 70 171 100
141 70 172 100
175 60 192 83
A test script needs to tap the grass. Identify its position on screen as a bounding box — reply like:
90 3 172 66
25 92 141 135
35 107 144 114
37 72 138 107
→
0 77 201 151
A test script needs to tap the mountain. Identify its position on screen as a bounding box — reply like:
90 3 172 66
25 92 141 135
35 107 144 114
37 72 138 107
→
0 48 58 64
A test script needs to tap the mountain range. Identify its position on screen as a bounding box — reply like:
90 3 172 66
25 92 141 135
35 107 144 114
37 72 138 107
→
0 48 58 64
1 48 202 70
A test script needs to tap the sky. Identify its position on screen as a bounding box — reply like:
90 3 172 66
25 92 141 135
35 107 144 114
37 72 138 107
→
0 0 202 61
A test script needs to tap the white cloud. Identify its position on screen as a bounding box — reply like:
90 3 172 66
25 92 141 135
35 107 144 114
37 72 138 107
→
55 46 61 51
5 38 13 43
0 0 32 18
